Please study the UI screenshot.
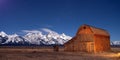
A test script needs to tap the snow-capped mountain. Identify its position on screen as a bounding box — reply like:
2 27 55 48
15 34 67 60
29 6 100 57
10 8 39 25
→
0 29 72 45
24 31 43 45
23 29 72 45
0 31 8 44
3 34 25 44
111 41 120 46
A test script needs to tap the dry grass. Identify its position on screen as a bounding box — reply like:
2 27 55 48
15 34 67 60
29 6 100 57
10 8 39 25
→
0 47 119 60
111 47 120 53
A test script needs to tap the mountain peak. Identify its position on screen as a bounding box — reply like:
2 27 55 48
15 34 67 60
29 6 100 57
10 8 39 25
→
13 33 18 36
111 41 120 45
0 31 7 37
61 33 66 36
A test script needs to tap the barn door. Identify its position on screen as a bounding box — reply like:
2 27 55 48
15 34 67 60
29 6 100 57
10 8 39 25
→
86 42 94 53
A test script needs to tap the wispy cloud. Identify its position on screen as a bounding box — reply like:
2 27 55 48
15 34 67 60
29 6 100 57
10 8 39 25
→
41 28 58 34
21 28 59 35
22 30 42 33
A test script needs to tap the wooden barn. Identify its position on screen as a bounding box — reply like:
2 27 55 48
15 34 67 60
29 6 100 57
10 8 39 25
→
64 24 110 53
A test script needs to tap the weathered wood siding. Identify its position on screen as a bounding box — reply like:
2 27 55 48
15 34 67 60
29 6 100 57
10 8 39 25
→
65 41 94 52
64 37 75 52
74 42 94 52
94 35 110 52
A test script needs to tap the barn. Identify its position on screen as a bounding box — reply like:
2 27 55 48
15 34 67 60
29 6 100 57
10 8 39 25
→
64 24 110 53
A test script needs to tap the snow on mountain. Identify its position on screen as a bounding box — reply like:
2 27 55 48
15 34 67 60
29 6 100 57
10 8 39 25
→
111 41 120 45
0 29 72 45
42 28 72 44
0 31 8 37
3 34 25 44
24 31 43 45
23 28 72 45
0 31 8 44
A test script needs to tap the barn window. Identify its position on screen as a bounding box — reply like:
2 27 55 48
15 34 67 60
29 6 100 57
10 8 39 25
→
83 27 86 29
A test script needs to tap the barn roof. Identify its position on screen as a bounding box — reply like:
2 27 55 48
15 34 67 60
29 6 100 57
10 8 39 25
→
64 24 110 45
80 24 110 36
64 37 75 45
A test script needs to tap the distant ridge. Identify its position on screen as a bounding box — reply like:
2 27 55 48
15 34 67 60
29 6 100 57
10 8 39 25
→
0 29 72 45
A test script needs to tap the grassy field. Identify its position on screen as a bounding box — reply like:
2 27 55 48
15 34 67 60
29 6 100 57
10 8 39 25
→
0 47 119 60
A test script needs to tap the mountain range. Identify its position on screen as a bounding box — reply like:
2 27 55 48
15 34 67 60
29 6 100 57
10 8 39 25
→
0 28 120 46
0 28 72 45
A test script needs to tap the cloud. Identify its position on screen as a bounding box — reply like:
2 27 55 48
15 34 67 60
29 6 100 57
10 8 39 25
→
22 30 42 33
41 28 58 34
21 28 59 35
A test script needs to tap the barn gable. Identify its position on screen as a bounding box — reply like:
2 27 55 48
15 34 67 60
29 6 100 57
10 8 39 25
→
76 24 93 35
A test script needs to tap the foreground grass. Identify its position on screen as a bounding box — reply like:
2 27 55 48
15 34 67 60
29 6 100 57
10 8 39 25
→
0 47 119 60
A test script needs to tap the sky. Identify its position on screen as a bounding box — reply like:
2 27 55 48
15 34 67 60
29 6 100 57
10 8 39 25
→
0 0 120 41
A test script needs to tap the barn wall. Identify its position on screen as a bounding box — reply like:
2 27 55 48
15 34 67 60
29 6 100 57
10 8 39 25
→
64 44 69 51
65 41 94 52
76 34 94 42
64 35 94 52
64 31 94 52
94 35 110 52
74 42 94 52
64 39 75 52
64 43 74 52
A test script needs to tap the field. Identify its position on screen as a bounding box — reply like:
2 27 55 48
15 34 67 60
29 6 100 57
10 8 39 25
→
0 47 119 60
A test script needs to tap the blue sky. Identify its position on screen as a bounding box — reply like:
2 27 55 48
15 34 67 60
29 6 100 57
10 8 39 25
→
0 0 120 41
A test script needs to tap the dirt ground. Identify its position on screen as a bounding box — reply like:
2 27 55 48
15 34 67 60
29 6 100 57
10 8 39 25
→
0 47 119 60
